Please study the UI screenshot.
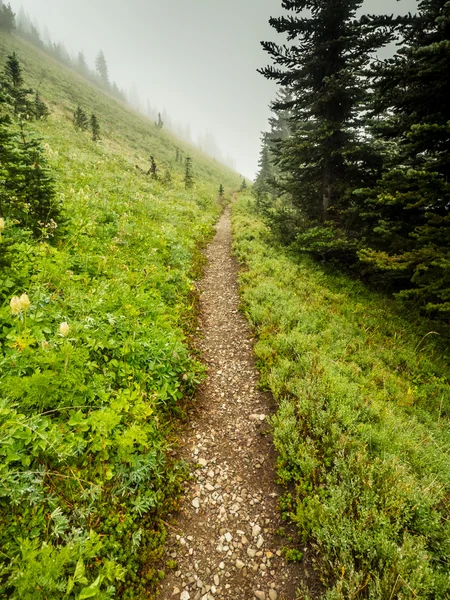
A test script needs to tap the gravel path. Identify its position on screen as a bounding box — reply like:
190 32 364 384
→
158 208 300 600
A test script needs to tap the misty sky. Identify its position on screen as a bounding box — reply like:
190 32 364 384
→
11 0 416 178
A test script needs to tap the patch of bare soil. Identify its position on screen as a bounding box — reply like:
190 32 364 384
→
158 208 301 600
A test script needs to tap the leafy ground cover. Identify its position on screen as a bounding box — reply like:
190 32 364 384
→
0 33 239 599
232 196 450 600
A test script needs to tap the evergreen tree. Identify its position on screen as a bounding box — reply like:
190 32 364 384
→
163 168 172 185
253 140 276 203
77 51 89 75
90 113 100 141
0 2 15 31
184 157 194 190
73 105 88 130
218 184 224 198
240 178 247 191
155 112 164 129
357 1 450 314
148 156 158 179
34 91 49 120
2 52 33 116
0 110 62 238
259 1 398 242
95 50 109 87
175 147 180 163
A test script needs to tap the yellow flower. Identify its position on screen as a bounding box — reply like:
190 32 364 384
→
59 322 70 337
0 218 5 234
19 293 30 311
10 296 22 316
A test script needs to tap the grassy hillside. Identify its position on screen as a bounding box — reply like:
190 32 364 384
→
0 32 240 599
233 197 450 600
0 34 240 190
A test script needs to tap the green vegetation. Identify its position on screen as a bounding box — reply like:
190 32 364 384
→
233 196 450 600
0 31 239 599
257 0 450 318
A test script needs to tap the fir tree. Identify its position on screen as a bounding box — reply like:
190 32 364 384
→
34 91 49 120
357 1 450 314
77 51 89 75
253 141 274 200
175 147 180 163
2 52 33 116
163 168 172 185
95 50 109 87
155 112 164 129
259 1 399 241
184 156 194 190
0 111 62 238
0 2 15 31
218 184 224 198
73 105 88 130
148 156 158 180
240 178 247 191
90 113 100 141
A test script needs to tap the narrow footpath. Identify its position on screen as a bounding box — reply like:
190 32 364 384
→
159 207 300 600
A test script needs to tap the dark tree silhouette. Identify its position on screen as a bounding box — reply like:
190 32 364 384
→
184 156 194 190
74 105 88 130
90 113 100 141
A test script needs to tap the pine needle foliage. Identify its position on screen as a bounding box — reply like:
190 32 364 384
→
258 0 401 261
184 156 194 190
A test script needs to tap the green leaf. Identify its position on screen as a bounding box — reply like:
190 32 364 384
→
78 575 103 599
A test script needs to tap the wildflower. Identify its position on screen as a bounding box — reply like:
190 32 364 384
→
19 293 30 311
59 322 70 337
10 296 22 315
0 218 5 234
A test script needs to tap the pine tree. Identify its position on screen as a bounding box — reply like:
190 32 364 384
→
155 112 164 130
77 51 89 75
95 50 109 87
73 105 88 130
254 141 274 194
0 110 62 238
2 52 33 116
175 147 180 163
90 113 100 141
163 168 172 185
148 156 158 179
184 157 194 190
259 1 399 241
218 184 224 198
240 178 247 192
356 1 450 314
34 91 49 120
0 2 15 31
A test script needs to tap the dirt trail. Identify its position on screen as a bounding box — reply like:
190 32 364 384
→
158 207 300 600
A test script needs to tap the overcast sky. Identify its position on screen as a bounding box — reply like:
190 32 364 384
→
10 0 416 178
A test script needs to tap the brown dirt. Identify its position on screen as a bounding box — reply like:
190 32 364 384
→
158 207 301 600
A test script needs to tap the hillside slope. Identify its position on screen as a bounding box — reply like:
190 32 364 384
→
233 196 450 600
0 32 240 599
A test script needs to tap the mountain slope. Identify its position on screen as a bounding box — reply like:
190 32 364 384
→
0 32 240 599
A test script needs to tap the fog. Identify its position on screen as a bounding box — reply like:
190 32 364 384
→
10 0 417 178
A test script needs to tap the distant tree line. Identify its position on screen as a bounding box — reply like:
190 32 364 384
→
256 0 450 319
2 5 126 103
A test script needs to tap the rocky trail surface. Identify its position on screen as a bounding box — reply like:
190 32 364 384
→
158 208 300 600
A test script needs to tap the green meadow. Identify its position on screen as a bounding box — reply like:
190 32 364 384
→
0 32 239 599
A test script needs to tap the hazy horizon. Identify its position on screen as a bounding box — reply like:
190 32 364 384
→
9 0 417 178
